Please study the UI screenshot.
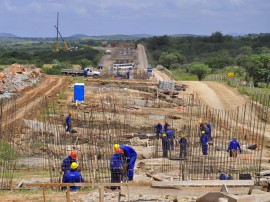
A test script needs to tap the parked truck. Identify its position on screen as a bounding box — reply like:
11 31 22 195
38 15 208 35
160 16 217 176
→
61 67 100 77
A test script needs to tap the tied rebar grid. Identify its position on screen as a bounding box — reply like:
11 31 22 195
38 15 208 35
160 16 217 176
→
0 84 269 189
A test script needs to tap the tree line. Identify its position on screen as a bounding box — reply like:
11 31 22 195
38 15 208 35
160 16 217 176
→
138 32 270 86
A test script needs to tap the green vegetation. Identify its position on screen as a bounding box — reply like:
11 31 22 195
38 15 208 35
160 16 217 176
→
0 140 20 161
171 69 198 81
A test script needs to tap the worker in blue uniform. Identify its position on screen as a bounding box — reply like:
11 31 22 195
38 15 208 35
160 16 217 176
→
179 134 188 160
63 162 84 192
154 121 163 140
61 151 77 175
161 133 169 158
166 126 175 150
114 144 137 181
110 148 124 189
200 131 209 155
228 137 242 157
205 121 212 140
164 121 170 133
65 111 72 133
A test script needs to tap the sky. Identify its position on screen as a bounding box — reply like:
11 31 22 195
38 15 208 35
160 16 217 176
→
0 0 269 37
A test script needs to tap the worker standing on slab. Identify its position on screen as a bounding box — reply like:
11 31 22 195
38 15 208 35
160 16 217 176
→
65 111 72 133
114 144 137 181
228 137 242 157
161 133 169 158
110 148 124 190
200 131 209 155
179 134 188 160
164 121 170 133
63 162 84 192
61 151 77 175
154 121 163 140
166 126 175 150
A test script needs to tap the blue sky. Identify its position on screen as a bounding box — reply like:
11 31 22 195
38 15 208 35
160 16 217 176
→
0 0 269 37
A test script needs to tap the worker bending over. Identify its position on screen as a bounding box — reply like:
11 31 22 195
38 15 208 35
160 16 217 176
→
228 137 242 157
61 151 77 175
110 148 124 189
63 162 84 192
114 144 137 181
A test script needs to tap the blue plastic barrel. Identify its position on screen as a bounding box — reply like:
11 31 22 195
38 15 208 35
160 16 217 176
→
74 83 84 102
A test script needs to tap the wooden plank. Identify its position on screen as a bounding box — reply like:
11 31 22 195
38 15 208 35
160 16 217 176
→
152 180 254 188
24 182 132 187
99 185 104 202
146 172 164 181
66 186 71 202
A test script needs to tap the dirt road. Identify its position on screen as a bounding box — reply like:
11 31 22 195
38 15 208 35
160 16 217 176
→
137 44 148 69
2 75 67 127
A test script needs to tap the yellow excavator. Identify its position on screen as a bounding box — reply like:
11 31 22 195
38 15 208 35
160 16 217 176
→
54 25 70 51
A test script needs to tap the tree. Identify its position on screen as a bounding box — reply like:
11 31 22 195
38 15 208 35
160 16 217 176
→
189 64 211 81
78 59 91 70
244 55 270 87
159 52 185 69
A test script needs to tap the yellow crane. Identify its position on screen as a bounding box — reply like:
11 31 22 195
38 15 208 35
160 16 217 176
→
54 25 70 51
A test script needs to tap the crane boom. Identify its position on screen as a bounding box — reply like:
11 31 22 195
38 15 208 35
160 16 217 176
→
54 25 69 51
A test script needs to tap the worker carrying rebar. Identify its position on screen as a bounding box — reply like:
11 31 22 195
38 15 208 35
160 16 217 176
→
164 121 171 133
61 151 77 175
110 148 124 190
161 133 169 158
65 111 72 133
154 121 163 140
166 126 175 150
227 137 242 158
63 162 84 192
179 134 188 160
200 131 209 155
114 144 137 181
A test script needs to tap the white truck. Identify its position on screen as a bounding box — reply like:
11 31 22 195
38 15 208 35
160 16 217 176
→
61 68 100 77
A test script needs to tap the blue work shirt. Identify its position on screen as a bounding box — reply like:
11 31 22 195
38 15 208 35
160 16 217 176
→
200 135 209 145
65 115 71 125
228 140 241 150
154 124 163 133
166 129 174 139
61 156 76 173
63 169 84 191
119 145 137 160
110 153 124 169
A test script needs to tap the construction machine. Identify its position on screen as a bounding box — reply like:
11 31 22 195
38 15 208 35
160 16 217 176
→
54 25 70 51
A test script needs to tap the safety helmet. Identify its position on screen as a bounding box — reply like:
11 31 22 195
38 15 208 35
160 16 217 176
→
69 111 72 116
113 144 119 151
162 133 167 137
70 151 77 159
165 121 169 124
199 120 203 124
116 148 124 154
70 162 78 170
181 134 186 138
201 131 205 135
204 121 208 124
158 121 161 124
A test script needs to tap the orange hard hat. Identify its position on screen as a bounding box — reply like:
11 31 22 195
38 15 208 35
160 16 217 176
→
70 151 77 159
158 121 161 124
116 148 124 154
69 111 72 116
165 121 169 124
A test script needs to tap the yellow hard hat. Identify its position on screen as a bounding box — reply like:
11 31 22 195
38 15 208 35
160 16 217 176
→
70 162 78 170
182 134 186 138
162 133 167 137
113 144 119 151
201 131 205 134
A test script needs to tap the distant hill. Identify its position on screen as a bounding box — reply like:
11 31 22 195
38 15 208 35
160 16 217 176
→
67 34 154 40
0 33 18 38
69 34 89 38
131 34 154 38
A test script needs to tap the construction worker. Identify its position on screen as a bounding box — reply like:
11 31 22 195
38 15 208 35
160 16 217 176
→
114 144 137 181
65 111 72 133
110 148 124 190
164 121 170 133
200 131 209 155
205 121 212 140
126 71 130 79
199 120 205 131
179 134 188 160
154 121 163 140
161 133 169 158
61 151 77 175
83 69 88 78
166 126 175 150
228 137 242 158
63 162 84 192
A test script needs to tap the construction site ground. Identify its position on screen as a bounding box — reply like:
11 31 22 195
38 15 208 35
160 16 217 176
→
0 44 270 202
